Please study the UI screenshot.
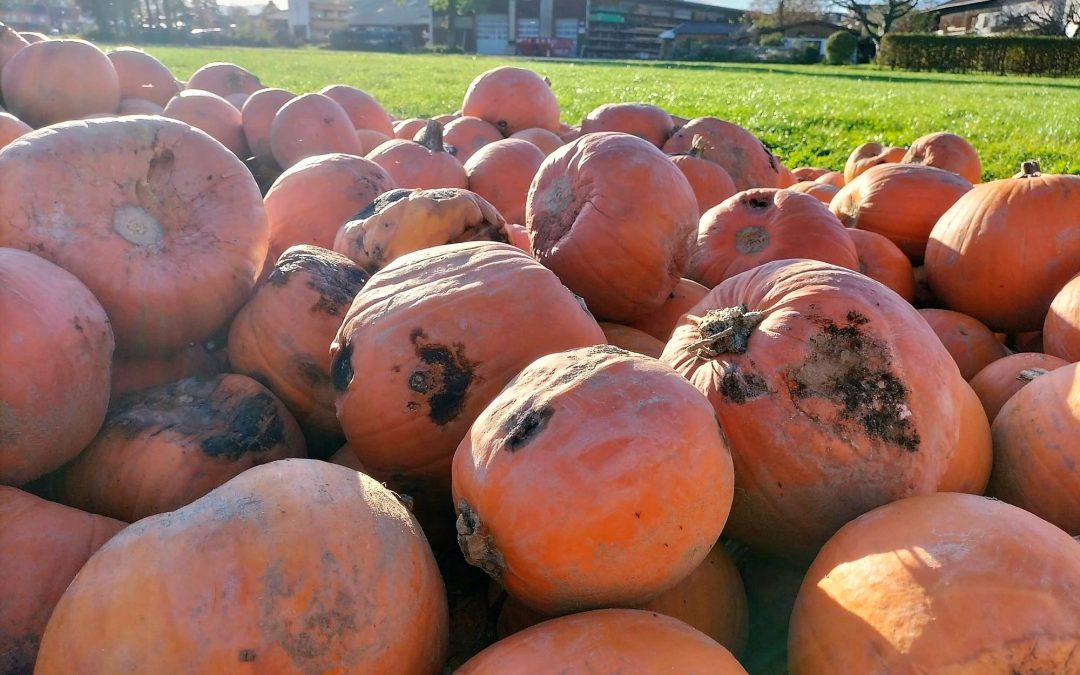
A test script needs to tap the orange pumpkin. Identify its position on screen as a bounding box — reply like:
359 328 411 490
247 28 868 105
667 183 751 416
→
229 246 369 439
830 163 972 262
785 179 839 204
526 132 699 323
0 487 125 673
504 222 532 255
453 345 734 614
903 131 981 183
688 188 858 288
116 98 163 115
814 171 845 188
580 102 674 148
663 117 782 191
627 277 710 341
394 117 426 138
789 493 1080 673
330 242 605 488
106 47 180 107
461 66 560 135
367 119 467 190
56 374 307 522
334 188 510 274
163 89 249 157
269 92 362 169
264 152 394 264
184 61 262 98
1044 272 1080 362
0 110 30 148
918 308 1009 380
464 138 546 226
669 135 738 214
240 87 294 164
111 342 226 398
439 115 502 163
1 39 118 127
0 248 114 486
0 116 268 355
661 259 964 560
459 610 746 674
557 122 581 143
968 352 1069 423
936 382 992 494
0 24 29 93
319 83 394 136
847 228 916 303
509 127 564 155
497 542 749 657
925 161 1080 332
791 166 829 181
842 141 906 183
36 460 449 674
987 362 1080 534
598 323 666 358
355 127 391 154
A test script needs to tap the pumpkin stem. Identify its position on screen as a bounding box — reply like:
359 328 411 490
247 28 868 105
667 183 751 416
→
688 134 711 158
1019 160 1041 178
419 119 449 154
688 305 766 359
456 500 505 581
1017 368 1048 383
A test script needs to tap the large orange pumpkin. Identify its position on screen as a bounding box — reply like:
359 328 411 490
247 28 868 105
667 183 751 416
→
1 39 119 127
163 89 249 157
687 188 858 288
367 119 467 190
1044 272 1080 362
263 152 394 265
464 138 546 225
185 61 262 98
0 248 114 486
526 131 699 322
240 87 294 164
331 242 605 488
903 131 981 183
925 161 1080 332
56 374 307 522
987 362 1080 534
453 345 733 614
936 382 992 494
830 163 972 262
0 116 268 356
789 493 1080 673
458 610 746 674
669 135 738 214
106 47 180 107
269 92 362 169
319 83 394 136
0 487 125 673
439 115 502 164
918 308 1009 380
580 102 674 148
968 352 1069 423
334 188 510 274
36 459 449 674
662 117 782 191
461 66 560 135
229 245 369 438
847 228 915 303
661 259 964 560
842 141 906 183
0 110 30 149
627 277 710 341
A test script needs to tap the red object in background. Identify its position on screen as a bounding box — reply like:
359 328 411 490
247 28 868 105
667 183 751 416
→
516 37 574 57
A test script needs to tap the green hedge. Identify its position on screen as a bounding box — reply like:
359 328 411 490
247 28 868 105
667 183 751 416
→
878 34 1080 77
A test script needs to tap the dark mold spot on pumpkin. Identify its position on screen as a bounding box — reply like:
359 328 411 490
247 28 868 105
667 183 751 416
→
409 328 476 426
718 362 768 404
350 187 412 222
148 148 175 178
200 393 286 459
787 315 920 452
266 246 369 313
295 358 327 387
330 340 354 392
238 649 257 662
746 196 771 210
503 404 553 451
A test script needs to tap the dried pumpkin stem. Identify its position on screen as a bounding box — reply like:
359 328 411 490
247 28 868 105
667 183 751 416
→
688 134 711 158
419 119 447 153
1017 368 1048 383
1019 160 1041 177
689 305 766 360
456 500 505 581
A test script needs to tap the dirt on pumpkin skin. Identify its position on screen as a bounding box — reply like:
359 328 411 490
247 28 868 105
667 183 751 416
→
407 328 477 426
265 247 369 316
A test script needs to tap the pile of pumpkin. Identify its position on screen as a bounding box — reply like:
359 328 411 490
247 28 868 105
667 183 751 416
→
2 28 1079 674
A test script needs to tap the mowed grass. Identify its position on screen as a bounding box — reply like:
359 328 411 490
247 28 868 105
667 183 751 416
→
143 45 1080 179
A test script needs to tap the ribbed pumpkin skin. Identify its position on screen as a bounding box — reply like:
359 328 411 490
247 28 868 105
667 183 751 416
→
0 487 125 674
968 352 1070 423
925 169 1080 333
830 163 972 262
580 102 674 148
0 116 268 356
988 363 1080 534
918 308 1009 380
789 493 1080 674
526 132 699 323
331 242 605 488
36 460 449 674
1044 273 1080 362
460 610 747 674
903 131 982 183
687 188 859 288
936 382 992 495
56 374 307 522
0 248 114 486
661 259 963 561
228 246 369 438
627 277 710 342
662 117 782 191
843 141 906 183
453 346 734 614
461 66 560 135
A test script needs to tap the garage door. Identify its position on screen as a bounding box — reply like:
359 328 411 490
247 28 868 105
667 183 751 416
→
476 14 508 54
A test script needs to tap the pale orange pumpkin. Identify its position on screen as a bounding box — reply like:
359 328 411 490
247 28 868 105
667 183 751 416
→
627 278 710 341
269 93 362 169
106 47 181 107
319 83 394 136
0 110 30 149
580 102 674 148
461 66 560 135
669 135 738 214
936 382 992 494
509 127 564 155
918 308 1009 380
240 87 294 164
1 39 119 127
785 180 839 204
185 61 263 98
439 115 502 163
163 89 249 157
598 323 666 358
968 352 1070 423
367 119 467 190
1043 272 1080 362
464 138 546 225
847 228 916 303
662 117 782 191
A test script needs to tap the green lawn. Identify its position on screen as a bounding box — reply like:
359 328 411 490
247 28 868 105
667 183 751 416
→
142 45 1080 180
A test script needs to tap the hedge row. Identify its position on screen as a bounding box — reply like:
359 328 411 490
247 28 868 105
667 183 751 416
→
878 34 1080 77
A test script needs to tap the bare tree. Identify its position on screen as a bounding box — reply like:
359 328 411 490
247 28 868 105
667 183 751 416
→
750 0 829 27
1002 0 1080 36
833 0 920 43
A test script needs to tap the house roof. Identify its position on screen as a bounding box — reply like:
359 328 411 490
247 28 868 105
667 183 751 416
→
930 0 997 11
350 0 430 26
759 20 853 33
